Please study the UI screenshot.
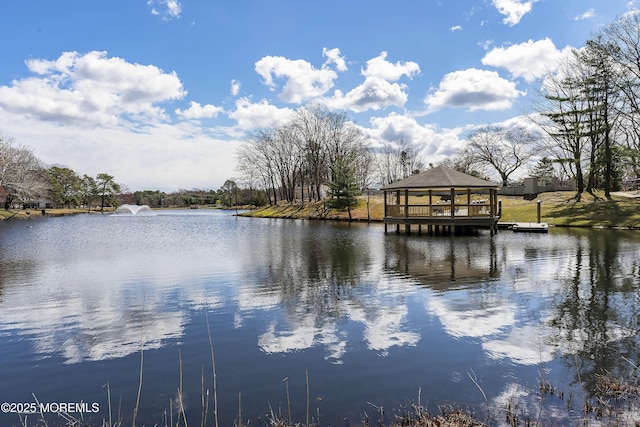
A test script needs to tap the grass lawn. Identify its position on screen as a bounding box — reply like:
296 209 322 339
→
500 191 640 228
0 207 111 220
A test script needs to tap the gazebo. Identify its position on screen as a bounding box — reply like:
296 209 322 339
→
381 166 501 235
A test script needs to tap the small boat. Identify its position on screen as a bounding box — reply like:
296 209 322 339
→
512 222 549 233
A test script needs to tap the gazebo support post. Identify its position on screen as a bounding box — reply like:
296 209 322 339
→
404 189 410 234
450 187 456 235
383 191 388 233
395 190 400 233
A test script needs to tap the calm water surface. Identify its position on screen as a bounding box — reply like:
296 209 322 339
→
1 210 640 426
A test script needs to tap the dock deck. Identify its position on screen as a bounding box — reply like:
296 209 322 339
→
509 222 549 233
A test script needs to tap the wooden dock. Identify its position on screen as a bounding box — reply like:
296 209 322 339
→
508 222 549 233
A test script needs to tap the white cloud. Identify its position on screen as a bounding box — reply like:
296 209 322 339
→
252 50 418 112
228 97 295 129
165 0 181 18
492 0 538 26
148 0 182 20
322 47 348 72
574 8 595 21
479 39 495 51
254 55 339 103
482 38 574 82
323 52 419 113
369 113 435 146
450 25 463 32
0 51 185 127
424 68 525 112
2 114 238 190
175 101 224 119
367 113 466 160
326 78 410 113
230 79 241 96
0 50 253 190
360 51 420 81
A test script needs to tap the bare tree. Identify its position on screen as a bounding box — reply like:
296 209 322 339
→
0 135 48 208
602 12 640 118
239 130 279 205
237 104 373 206
599 14 640 184
438 151 491 180
463 125 537 187
353 145 376 221
292 104 331 201
375 138 425 186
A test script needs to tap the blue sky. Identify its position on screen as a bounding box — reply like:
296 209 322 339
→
0 0 636 191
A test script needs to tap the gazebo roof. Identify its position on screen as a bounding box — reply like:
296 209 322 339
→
381 166 496 190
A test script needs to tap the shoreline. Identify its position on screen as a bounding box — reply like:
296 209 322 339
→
3 191 639 230
239 191 640 230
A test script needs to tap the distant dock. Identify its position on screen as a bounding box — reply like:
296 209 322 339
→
499 222 549 233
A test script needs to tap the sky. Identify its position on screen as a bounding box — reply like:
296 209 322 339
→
0 0 637 192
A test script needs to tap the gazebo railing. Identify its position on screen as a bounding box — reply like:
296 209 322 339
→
386 202 493 218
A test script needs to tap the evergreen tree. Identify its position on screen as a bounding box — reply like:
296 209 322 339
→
530 157 556 182
48 166 81 208
96 173 121 211
327 159 360 221
579 37 621 199
79 175 98 211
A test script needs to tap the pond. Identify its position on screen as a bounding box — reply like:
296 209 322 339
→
1 210 639 426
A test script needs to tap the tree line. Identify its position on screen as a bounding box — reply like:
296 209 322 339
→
1 135 121 210
0 134 263 211
130 184 262 209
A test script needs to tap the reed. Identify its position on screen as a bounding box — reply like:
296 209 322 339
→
177 349 188 427
12 310 640 427
305 369 310 427
283 377 292 425
132 297 145 427
205 308 219 427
